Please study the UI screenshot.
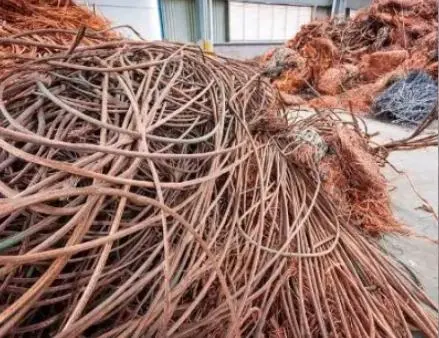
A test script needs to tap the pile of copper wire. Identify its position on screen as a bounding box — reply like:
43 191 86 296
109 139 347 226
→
263 0 438 114
0 0 121 73
0 0 112 30
0 35 437 337
288 116 401 235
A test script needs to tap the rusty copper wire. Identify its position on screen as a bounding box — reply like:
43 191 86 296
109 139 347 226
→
0 35 437 337
0 0 125 75
265 0 438 114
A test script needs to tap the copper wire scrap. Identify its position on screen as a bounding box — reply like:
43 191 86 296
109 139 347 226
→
0 0 123 75
0 33 437 337
262 0 438 115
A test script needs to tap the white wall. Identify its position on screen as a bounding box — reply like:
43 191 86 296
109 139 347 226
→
214 42 282 59
77 0 162 40
229 1 312 42
349 8 358 17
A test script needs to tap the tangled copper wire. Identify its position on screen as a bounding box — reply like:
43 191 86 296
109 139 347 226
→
0 0 121 74
0 36 437 337
264 0 438 114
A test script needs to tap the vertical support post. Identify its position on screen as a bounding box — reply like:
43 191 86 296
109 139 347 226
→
331 0 336 18
331 0 347 19
226 0 230 42
209 0 214 42
196 0 205 41
196 0 214 52
312 5 317 20
339 0 347 18
204 0 214 52
158 0 165 40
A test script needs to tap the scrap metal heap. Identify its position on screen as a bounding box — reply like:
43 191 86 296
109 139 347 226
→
263 0 438 116
0 0 119 73
0 0 438 337
0 35 437 337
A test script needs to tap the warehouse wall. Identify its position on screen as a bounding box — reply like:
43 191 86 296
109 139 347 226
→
213 0 228 43
349 8 358 17
315 6 331 19
214 42 282 59
228 1 312 42
76 0 368 50
346 0 371 9
77 0 162 40
231 0 332 6
161 0 198 42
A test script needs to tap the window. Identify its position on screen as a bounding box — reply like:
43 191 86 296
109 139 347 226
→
229 2 312 42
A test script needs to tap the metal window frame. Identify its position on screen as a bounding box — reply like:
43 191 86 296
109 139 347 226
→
227 0 332 7
226 0 315 44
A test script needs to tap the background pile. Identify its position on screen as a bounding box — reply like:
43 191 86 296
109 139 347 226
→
263 0 438 114
0 0 119 73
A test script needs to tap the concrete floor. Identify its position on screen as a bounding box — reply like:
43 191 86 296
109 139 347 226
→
368 119 438 304
288 110 438 305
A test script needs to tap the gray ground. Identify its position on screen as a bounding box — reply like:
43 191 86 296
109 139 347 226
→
289 110 438 305
369 119 438 304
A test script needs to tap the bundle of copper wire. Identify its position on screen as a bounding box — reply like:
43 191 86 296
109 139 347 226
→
264 0 438 114
0 35 437 337
0 0 121 72
0 0 112 31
